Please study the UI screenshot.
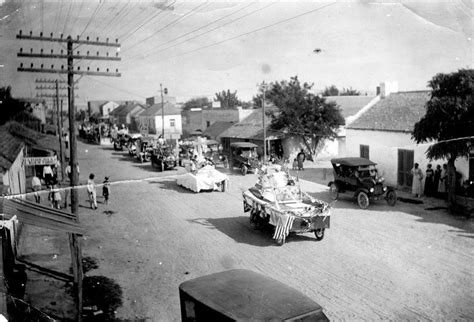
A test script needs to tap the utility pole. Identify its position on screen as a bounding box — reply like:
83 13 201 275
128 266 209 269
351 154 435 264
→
17 30 121 322
160 84 168 138
260 81 268 164
55 79 65 180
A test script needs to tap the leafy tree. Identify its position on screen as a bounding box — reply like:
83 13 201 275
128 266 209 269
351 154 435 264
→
214 89 240 108
262 76 345 158
183 97 210 111
413 69 474 210
0 86 28 125
321 85 339 96
340 87 360 96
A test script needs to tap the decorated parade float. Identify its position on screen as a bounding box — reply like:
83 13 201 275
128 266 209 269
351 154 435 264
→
176 164 229 193
242 164 330 246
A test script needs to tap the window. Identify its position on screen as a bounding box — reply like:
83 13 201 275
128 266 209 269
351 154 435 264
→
360 145 369 159
170 119 175 127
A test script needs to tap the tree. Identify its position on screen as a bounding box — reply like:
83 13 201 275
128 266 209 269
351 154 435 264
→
340 87 361 96
183 97 210 111
214 89 240 108
321 85 339 96
413 69 474 211
0 86 28 125
262 76 345 158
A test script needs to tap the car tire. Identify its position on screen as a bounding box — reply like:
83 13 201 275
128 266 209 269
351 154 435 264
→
275 238 285 246
386 190 397 206
241 165 248 176
314 228 325 241
357 191 370 209
329 183 338 200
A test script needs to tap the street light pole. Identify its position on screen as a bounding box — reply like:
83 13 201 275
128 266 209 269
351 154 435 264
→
260 81 268 163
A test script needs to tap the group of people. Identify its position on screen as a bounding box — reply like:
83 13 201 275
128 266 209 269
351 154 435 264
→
411 163 449 198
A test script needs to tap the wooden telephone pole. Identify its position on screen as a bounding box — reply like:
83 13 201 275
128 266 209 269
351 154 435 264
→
17 30 121 321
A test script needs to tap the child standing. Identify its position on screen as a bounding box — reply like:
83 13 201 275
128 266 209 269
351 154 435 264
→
87 173 98 210
102 176 111 205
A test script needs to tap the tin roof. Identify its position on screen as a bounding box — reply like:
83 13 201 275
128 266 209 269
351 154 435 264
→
0 126 24 169
202 121 234 139
139 102 181 116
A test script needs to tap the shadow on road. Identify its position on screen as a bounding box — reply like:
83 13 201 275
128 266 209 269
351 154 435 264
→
148 179 194 194
187 217 277 247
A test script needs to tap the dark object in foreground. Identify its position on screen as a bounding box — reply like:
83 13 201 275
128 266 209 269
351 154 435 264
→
179 269 329 321
328 157 397 209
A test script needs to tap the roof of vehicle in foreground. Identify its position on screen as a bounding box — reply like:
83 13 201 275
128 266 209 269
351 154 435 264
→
331 157 376 166
179 269 325 320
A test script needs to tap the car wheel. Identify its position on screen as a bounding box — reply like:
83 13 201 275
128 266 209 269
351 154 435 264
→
386 190 397 206
241 165 248 176
329 183 338 200
357 191 370 209
314 228 325 241
144 155 151 162
275 238 285 246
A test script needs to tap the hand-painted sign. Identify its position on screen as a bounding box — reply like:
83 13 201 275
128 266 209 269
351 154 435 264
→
23 155 58 166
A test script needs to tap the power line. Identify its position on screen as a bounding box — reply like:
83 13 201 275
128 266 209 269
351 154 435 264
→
100 0 134 36
87 77 146 100
120 0 178 43
151 2 336 64
121 1 255 56
62 0 73 36
123 2 275 64
122 1 208 53
75 1 106 50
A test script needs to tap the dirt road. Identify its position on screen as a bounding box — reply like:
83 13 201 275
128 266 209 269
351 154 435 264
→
21 142 474 320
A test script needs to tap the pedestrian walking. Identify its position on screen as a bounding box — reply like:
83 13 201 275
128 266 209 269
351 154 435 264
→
31 174 42 203
102 176 111 205
87 173 98 210
297 149 306 170
424 164 434 197
411 163 423 198
438 164 447 198
52 180 62 210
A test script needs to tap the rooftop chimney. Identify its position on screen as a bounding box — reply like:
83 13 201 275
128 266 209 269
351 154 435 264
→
379 81 399 98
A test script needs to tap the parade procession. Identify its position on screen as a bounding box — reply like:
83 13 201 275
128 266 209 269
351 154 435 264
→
0 1 472 321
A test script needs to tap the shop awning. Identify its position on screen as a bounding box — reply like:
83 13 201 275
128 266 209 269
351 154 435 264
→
0 198 84 235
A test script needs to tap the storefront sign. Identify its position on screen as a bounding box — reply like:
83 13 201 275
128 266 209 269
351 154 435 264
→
23 156 57 166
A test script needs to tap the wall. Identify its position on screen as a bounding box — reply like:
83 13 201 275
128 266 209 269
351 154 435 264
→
181 110 203 135
101 102 119 117
346 129 469 187
281 135 339 163
202 108 253 130
153 114 182 138
2 147 26 196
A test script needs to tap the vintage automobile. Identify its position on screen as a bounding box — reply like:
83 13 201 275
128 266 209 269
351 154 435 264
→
126 133 142 156
328 157 397 209
151 144 178 171
176 165 228 193
229 142 260 175
179 269 329 321
242 164 330 246
178 142 195 167
111 131 129 151
135 137 155 163
202 140 228 168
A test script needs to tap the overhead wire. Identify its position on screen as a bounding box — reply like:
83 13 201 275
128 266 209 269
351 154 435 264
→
112 0 151 39
150 2 337 64
62 0 73 36
74 1 106 49
121 1 255 56
121 1 209 52
120 0 178 43
99 0 134 36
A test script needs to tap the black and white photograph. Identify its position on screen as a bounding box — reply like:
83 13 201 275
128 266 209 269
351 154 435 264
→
0 0 472 320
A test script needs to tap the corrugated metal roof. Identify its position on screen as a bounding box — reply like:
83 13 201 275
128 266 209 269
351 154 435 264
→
109 103 146 116
347 91 430 132
5 121 59 152
139 102 181 116
202 121 234 139
0 126 24 169
1 198 84 234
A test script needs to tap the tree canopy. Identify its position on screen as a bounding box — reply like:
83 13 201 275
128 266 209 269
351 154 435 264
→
321 85 339 96
183 97 210 111
214 89 240 108
0 86 28 125
259 76 345 157
340 87 361 96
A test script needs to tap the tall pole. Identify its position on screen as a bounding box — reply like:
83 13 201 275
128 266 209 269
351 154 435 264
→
261 82 267 164
160 83 164 138
67 36 83 322
55 80 65 180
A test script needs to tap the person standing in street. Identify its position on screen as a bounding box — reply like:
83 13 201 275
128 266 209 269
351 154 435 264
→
43 164 54 186
31 174 42 203
424 164 434 197
297 149 306 171
102 176 111 205
438 164 447 199
87 173 98 210
411 163 424 198
433 164 441 197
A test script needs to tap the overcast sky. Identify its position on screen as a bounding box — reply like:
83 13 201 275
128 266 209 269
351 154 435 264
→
0 0 472 105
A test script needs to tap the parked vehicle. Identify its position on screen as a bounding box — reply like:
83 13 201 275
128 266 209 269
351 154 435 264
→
178 142 195 167
243 164 331 245
179 269 329 321
126 134 142 156
151 145 177 171
203 140 228 168
111 132 128 151
328 157 397 209
229 142 259 175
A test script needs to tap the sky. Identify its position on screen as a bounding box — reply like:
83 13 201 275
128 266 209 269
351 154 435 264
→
0 0 472 107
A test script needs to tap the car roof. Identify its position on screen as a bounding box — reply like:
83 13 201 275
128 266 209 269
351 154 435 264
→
230 142 258 148
179 269 324 320
331 157 376 166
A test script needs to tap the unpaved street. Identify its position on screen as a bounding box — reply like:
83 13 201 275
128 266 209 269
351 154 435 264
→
75 142 474 321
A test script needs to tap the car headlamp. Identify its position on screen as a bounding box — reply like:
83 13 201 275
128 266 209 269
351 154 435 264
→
383 187 387 192
369 188 374 193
